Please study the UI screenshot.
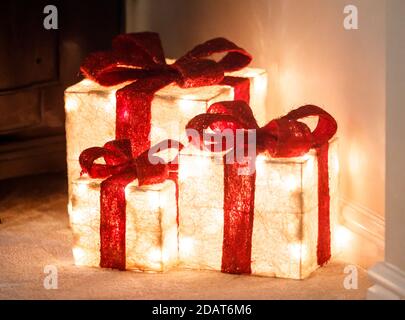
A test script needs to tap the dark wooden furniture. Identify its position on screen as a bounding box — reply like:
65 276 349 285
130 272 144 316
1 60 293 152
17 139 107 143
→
0 0 124 179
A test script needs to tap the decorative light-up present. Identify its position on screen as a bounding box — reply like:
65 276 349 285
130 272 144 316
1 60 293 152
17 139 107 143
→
70 178 177 271
69 139 180 271
65 32 267 196
178 101 339 279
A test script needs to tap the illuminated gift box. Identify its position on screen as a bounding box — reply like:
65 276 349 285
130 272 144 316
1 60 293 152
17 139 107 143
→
70 178 177 272
69 139 180 272
65 33 267 196
178 102 339 279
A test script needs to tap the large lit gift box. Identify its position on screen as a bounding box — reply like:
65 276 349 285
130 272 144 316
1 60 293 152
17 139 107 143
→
65 32 267 196
178 101 339 279
69 139 180 271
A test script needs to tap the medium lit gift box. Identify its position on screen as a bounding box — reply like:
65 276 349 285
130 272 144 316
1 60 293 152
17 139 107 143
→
65 32 267 196
178 101 339 279
69 139 179 272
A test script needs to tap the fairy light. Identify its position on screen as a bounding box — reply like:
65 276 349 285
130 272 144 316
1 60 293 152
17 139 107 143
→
289 243 308 262
104 92 116 113
148 248 162 262
148 192 160 211
65 97 79 112
255 154 267 175
179 95 198 116
72 247 87 265
281 174 299 192
76 182 88 197
179 237 194 257
80 79 94 87
70 209 87 225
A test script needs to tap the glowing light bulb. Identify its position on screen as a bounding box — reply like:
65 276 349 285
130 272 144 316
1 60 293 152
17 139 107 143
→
148 248 162 262
148 192 160 210
179 95 198 116
289 243 307 262
80 79 94 87
179 237 194 256
255 154 267 175
70 209 86 224
65 97 79 112
104 92 116 113
283 174 299 192
72 247 86 265
76 183 88 197
67 201 73 214
161 250 170 263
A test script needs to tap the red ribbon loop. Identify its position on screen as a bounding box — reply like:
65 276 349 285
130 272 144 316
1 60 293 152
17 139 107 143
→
81 32 252 91
80 33 252 158
187 100 337 157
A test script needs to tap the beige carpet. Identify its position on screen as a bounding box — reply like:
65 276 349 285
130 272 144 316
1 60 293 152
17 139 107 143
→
0 173 370 300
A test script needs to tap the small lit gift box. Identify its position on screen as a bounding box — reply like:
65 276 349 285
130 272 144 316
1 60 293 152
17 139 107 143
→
65 32 267 196
178 101 339 279
69 139 179 272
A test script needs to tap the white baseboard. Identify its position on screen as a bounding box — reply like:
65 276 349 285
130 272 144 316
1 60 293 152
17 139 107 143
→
367 262 405 300
339 198 385 267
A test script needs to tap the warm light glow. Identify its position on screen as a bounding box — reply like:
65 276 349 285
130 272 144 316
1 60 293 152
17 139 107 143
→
148 192 160 211
67 201 73 215
178 95 198 116
334 225 352 251
178 139 338 279
348 143 363 176
104 92 116 113
253 74 268 95
72 247 86 265
333 153 340 174
70 209 87 225
179 156 210 182
80 79 94 87
289 243 307 261
76 183 88 197
65 97 79 112
161 250 170 263
255 154 267 175
283 174 299 191
69 180 177 272
179 237 194 256
148 248 162 262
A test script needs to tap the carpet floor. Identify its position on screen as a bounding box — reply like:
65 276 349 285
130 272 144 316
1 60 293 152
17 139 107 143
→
0 173 370 300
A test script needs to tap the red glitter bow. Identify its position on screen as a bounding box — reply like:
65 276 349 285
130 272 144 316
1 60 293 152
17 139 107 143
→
79 139 183 270
81 32 252 158
186 101 337 274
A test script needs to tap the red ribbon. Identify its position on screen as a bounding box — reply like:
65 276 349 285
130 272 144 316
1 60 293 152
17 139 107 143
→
81 32 252 158
186 101 337 273
79 139 182 270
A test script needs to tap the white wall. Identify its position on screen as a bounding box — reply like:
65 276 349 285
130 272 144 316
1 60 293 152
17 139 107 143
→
126 0 386 265
386 0 405 271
